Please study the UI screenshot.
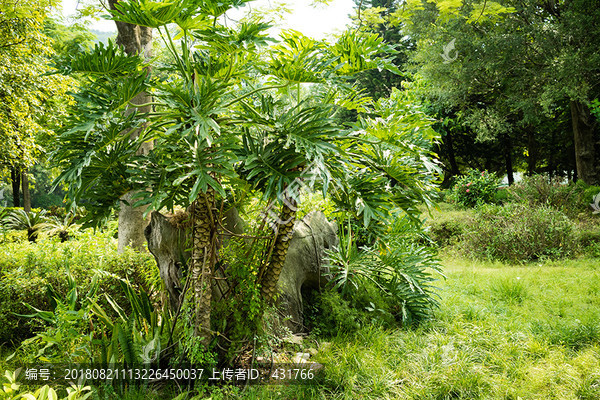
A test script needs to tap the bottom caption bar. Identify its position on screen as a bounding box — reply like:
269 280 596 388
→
18 363 324 386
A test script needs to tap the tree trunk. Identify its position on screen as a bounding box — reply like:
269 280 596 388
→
118 192 149 251
190 190 216 346
260 196 298 303
109 0 154 252
144 208 338 337
108 4 153 58
21 169 31 212
145 207 245 313
10 166 20 207
570 100 598 185
503 133 514 185
526 127 538 176
548 129 556 179
440 131 460 187
117 86 153 252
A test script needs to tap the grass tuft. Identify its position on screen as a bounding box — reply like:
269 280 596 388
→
490 277 528 304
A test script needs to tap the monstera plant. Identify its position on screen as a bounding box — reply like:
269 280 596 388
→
52 0 439 361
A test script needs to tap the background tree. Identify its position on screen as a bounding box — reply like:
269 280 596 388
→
107 0 154 252
351 0 411 100
0 1 76 209
393 0 600 184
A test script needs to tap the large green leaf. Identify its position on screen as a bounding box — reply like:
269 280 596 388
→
332 31 400 76
236 100 342 201
51 112 146 226
268 30 338 83
66 40 144 76
108 0 189 28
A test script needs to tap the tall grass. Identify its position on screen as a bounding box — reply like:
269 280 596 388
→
140 255 599 400
255 255 600 400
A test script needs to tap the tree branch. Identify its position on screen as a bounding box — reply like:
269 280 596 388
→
356 0 365 32
0 39 25 49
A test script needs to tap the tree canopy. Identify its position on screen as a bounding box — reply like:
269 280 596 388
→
0 0 74 171
391 0 600 184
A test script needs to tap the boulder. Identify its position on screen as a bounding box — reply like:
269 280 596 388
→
275 211 337 331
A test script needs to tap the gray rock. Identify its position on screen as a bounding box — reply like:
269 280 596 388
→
283 334 305 345
292 352 311 365
276 211 337 332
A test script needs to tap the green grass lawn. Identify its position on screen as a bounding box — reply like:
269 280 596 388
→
238 255 600 400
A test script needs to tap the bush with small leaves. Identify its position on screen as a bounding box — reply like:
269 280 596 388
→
464 203 577 262
508 175 600 218
450 170 499 208
0 231 155 346
304 289 362 337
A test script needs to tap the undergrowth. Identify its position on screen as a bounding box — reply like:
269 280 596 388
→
463 203 577 262
0 229 155 346
1 254 599 399
237 256 600 399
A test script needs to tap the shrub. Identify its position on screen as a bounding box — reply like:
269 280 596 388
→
304 281 402 338
508 175 600 218
450 170 499 208
463 203 577 262
424 207 474 247
43 214 81 242
0 207 41 214
0 231 155 346
581 240 600 258
304 289 362 337
0 369 92 400
350 282 396 327
0 230 27 243
13 273 172 365
4 209 49 242
323 218 443 326
493 186 510 203
427 219 466 246
578 228 600 249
